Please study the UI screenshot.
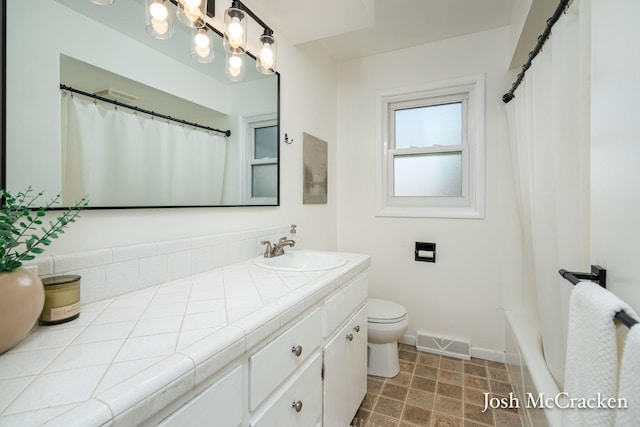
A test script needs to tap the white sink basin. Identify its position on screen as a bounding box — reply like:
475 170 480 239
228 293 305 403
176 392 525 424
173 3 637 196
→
253 251 346 272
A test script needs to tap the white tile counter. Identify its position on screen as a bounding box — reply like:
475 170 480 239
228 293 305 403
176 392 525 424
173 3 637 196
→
0 252 370 426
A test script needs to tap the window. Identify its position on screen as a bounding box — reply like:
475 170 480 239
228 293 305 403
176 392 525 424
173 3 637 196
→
376 75 485 218
245 115 278 204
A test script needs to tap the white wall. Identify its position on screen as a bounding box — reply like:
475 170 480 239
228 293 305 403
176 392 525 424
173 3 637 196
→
5 0 339 255
336 27 522 356
590 0 640 312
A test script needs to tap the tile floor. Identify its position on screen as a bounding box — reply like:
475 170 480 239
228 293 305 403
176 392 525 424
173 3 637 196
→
351 344 523 427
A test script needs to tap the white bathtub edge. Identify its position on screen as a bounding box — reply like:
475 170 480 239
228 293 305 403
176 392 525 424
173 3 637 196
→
505 310 563 427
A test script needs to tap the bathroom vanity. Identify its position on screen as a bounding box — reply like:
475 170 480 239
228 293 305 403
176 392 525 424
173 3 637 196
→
0 250 369 427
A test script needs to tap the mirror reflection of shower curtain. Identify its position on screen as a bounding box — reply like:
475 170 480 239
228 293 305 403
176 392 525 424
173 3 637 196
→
60 94 226 206
504 0 590 389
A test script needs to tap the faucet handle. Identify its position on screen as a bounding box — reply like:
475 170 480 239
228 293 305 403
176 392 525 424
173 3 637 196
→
261 241 273 257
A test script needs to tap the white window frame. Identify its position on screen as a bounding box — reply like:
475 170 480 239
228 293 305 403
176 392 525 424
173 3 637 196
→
376 75 485 219
243 114 278 205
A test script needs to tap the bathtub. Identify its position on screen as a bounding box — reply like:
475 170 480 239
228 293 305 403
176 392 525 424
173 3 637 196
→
505 311 563 427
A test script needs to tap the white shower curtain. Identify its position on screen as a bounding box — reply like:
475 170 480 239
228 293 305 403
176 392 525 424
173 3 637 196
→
505 0 590 388
61 94 227 206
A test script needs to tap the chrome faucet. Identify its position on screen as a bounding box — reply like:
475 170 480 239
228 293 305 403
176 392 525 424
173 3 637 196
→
261 237 295 258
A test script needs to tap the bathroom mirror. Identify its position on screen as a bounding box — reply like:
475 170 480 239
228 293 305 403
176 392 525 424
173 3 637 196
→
1 0 279 208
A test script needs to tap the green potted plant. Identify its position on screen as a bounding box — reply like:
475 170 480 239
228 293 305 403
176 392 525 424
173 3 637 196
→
0 187 88 354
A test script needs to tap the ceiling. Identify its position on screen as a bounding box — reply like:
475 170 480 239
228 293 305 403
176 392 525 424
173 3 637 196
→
244 0 518 61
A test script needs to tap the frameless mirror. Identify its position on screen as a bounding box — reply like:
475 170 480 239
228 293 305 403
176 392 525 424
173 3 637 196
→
2 0 279 207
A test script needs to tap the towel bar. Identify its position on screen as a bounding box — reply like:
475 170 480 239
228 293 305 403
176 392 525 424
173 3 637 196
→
559 266 638 329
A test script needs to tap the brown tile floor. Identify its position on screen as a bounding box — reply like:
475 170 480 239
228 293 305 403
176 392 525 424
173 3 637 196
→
351 344 523 427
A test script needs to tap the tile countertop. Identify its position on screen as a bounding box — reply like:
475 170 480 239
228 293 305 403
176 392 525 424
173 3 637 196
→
0 252 370 427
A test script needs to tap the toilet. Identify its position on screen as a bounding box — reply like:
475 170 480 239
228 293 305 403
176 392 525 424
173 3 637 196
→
367 298 409 377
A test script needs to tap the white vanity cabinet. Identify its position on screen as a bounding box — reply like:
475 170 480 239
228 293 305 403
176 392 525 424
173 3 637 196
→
159 365 243 427
323 306 367 426
158 269 368 427
321 273 368 426
250 308 322 410
251 354 323 427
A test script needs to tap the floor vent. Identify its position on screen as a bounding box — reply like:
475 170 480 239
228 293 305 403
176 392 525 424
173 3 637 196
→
416 331 471 360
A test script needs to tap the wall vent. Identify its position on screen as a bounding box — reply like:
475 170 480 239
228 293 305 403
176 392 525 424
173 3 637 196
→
93 88 138 103
416 331 471 360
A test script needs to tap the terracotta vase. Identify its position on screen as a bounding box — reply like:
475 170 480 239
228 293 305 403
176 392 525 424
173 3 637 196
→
0 268 45 354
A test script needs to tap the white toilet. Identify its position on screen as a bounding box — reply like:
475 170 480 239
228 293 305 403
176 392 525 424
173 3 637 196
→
367 298 409 377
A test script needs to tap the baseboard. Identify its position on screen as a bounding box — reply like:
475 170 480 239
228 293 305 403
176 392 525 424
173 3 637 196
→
470 347 505 363
400 333 416 346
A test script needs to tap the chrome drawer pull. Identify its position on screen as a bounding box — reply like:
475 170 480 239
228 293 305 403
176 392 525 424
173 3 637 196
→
292 400 303 412
346 333 354 341
353 325 360 333
291 345 303 357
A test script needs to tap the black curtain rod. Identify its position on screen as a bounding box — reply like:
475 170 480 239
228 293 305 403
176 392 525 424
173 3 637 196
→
502 0 570 103
60 84 231 137
559 267 639 329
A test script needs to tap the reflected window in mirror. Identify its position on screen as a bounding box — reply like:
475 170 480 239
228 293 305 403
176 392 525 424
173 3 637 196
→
246 116 278 205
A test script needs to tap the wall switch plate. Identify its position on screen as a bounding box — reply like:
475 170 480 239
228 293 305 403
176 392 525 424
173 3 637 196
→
415 242 436 263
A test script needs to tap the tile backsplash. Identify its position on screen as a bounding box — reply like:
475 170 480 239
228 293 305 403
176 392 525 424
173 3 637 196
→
25 225 290 304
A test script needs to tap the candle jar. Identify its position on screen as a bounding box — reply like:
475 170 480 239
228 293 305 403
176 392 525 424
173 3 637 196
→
39 275 81 325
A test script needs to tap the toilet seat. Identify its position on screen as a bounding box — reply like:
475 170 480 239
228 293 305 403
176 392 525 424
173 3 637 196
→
368 298 407 324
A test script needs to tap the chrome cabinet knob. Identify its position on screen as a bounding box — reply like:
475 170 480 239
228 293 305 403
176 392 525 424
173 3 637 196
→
292 400 303 412
291 345 303 357
353 325 360 333
346 333 354 341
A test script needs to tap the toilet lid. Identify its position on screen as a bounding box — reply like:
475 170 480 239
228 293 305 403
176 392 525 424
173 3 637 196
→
368 298 407 323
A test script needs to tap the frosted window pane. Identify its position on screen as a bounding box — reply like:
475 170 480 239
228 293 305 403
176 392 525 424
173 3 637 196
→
394 152 462 196
254 125 277 159
252 164 277 197
395 103 461 149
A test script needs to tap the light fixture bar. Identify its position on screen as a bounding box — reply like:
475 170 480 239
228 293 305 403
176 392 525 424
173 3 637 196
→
231 0 272 34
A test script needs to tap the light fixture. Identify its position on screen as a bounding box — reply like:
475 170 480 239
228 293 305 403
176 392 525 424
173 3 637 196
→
223 1 247 54
90 0 115 5
225 51 245 82
256 29 276 75
191 28 214 63
145 0 174 40
176 0 208 28
141 0 277 79
223 0 277 81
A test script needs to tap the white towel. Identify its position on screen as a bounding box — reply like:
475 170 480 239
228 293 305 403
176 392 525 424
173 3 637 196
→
563 281 634 427
615 325 640 426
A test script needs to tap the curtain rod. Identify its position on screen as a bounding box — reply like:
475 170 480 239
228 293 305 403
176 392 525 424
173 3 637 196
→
59 84 231 137
502 0 570 103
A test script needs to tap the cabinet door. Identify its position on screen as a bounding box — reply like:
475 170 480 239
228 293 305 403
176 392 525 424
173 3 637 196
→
323 305 367 426
250 308 322 410
251 353 322 427
159 365 243 427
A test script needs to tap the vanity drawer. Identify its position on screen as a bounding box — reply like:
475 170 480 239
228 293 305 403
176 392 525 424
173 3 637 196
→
322 272 368 337
251 353 322 427
159 365 242 427
249 308 322 410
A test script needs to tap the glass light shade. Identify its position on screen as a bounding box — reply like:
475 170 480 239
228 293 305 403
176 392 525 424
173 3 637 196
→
176 0 207 28
226 52 245 82
90 0 115 5
223 7 247 53
256 33 277 74
145 0 174 40
191 29 214 63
